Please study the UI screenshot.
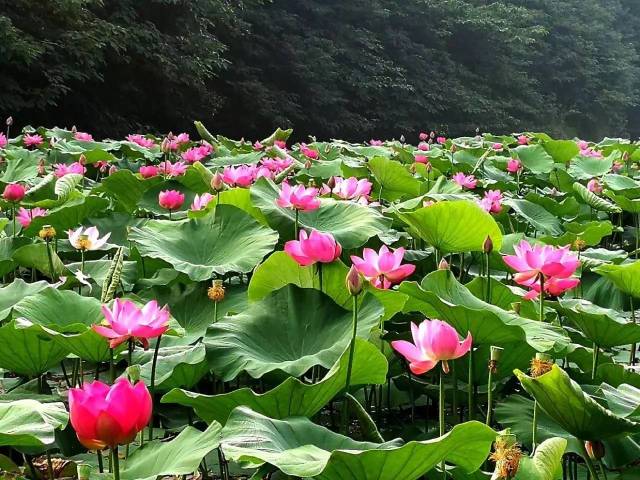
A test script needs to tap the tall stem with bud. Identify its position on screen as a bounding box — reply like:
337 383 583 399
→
342 266 363 433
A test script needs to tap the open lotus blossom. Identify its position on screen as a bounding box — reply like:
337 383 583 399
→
418 142 430 151
507 158 522 173
175 132 190 144
69 378 152 450
158 190 185 211
2 183 25 202
452 172 477 189
126 134 155 148
0 132 7 148
277 182 321 211
74 131 93 141
69 226 111 251
350 245 416 289
274 139 287 149
284 229 342 266
158 160 187 177
191 192 214 211
587 179 603 194
139 165 159 178
331 176 372 201
517 135 529 145
300 143 319 160
370 139 383 146
419 132 429 141
17 207 48 228
54 162 86 178
93 298 170 349
253 141 264 150
181 144 212 163
492 143 503 151
261 156 293 173
23 133 43 148
478 190 503 214
503 240 580 299
222 164 257 187
391 319 472 375
436 136 446 145
577 140 603 158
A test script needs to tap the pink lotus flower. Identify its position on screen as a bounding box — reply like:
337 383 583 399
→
332 176 372 201
69 378 152 450
175 133 190 144
284 229 342 266
517 135 529 145
74 131 93 142
139 165 159 178
17 207 48 228
391 319 472 375
191 192 214 211
350 245 416 289
300 143 319 160
277 182 321 211
370 139 383 146
181 145 211 163
158 160 187 177
452 172 477 189
419 132 429 141
507 158 522 173
23 133 43 148
612 161 624 173
69 226 111 251
54 162 86 178
261 156 294 173
126 134 155 148
253 141 264 150
274 140 287 149
587 179 602 194
93 298 169 349
222 165 257 188
503 240 580 299
478 190 503 214
492 143 503 151
2 183 25 202
418 142 430 151
255 165 274 180
577 140 603 158
414 154 429 165
436 136 446 145
0 132 7 148
158 190 185 211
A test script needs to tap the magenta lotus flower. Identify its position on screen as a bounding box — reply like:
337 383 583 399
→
517 135 529 145
419 132 429 141
74 131 93 141
274 140 287 149
370 139 383 146
2 183 25 202
332 177 372 201
158 190 185 211
522 276 581 300
436 136 446 145
277 182 321 211
414 154 429 165
587 179 602 194
175 132 190 144
69 226 111 251
350 245 416 289
191 192 214 211
452 172 477 189
255 165 274 180
577 140 603 158
492 143 503 151
126 134 155 148
93 298 169 349
300 143 319 160
253 141 264 150
261 156 294 173
69 378 152 450
0 132 7 148
478 190 503 214
181 145 211 163
222 165 256 188
418 142 430 151
284 229 342 266
54 162 86 178
139 165 159 178
507 158 522 173
23 133 43 148
17 207 48 228
391 319 472 375
158 160 187 177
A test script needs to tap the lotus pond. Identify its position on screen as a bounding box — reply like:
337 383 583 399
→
0 125 639 479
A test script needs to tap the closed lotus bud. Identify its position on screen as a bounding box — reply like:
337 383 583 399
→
208 280 225 302
585 440 605 460
530 352 554 378
623 152 630 162
438 258 449 270
39 225 56 241
326 176 336 189
78 154 87 165
71 125 77 134
399 135 405 143
37 159 46 176
161 137 171 153
304 159 312 169
346 265 364 296
483 235 494 254
6 116 13 127
211 172 224 192
450 144 457 153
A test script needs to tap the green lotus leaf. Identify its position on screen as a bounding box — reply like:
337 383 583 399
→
542 139 580 164
368 156 423 201
129 204 279 281
540 220 613 247
11 243 65 279
594 261 640 297
162 338 386 425
573 182 621 213
0 400 68 448
0 148 41 182
0 237 31 277
515 144 555 174
600 383 640 419
397 200 503 254
512 437 567 480
96 169 161 212
568 155 614 180
23 195 111 237
606 190 640 213
251 177 391 248
205 285 383 380
133 343 208 392
603 174 640 197
0 279 51 321
220 407 495 480
503 198 563 236
515 364 640 441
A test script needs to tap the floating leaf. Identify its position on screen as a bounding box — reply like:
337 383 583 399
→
0 400 68 448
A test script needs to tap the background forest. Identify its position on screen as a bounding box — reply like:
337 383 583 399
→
1 0 639 140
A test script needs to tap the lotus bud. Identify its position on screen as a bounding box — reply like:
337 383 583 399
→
37 159 46 176
207 280 225 303
409 163 416 174
5 116 13 127
211 172 224 192
490 430 522 480
430 131 435 139
304 159 312 169
483 235 494 254
489 346 504 374
623 151 630 162
39 225 56 241
127 364 141 383
77 464 91 480
450 144 456 153
399 134 405 143
326 176 336 189
530 352 554 378
346 265 364 296
71 125 77 134
78 154 87 165
585 440 605 460
161 137 171 153
438 257 449 270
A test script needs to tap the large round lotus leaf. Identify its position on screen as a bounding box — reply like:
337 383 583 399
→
601 383 640 419
133 343 208 392
129 204 279 281
162 338 386 425
205 285 383 380
503 198 563 236
513 437 567 480
515 365 640 441
0 279 50 321
0 400 68 448
568 154 614 180
23 195 110 237
556 299 640 348
514 144 555 174
367 156 423 201
250 177 392 247
397 200 503 254
594 261 640 298
220 407 495 480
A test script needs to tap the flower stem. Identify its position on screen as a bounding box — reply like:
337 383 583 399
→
294 209 299 238
110 348 115 383
439 368 446 478
11 203 16 237
97 449 104 473
630 297 637 366
341 294 359 433
486 365 494 426
578 440 601 480
81 249 85 274
532 400 538 453
538 275 545 322
591 342 600 382
45 239 55 279
148 335 162 441
112 447 120 480
485 253 491 303
468 349 474 421
318 263 323 293
127 339 133 367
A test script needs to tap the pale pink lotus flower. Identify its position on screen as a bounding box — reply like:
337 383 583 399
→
0 132 7 148
577 140 603 158
23 133 44 148
300 143 319 160
255 166 274 180
492 143 503 151
191 193 214 211
17 207 48 228
369 139 383 146
332 176 372 201
414 154 429 165
108 166 118 176
418 142 430 151
274 140 287 149
95 161 110 173
436 136 446 145
284 229 342 266
158 190 185 211
517 135 529 145
391 319 472 374
93 298 169 349
423 199 435 207
139 165 159 178
478 190 503 214
503 240 580 299
74 131 93 142
253 141 264 150
612 161 624 173
577 140 589 151
222 165 257 187
126 134 155 148
261 156 294 173
181 146 208 163
452 172 477 189
507 158 522 173
350 245 416 289
68 226 111 251
175 133 190 144
419 132 429 141
277 182 321 211
53 162 86 178
587 179 603 194
158 160 187 177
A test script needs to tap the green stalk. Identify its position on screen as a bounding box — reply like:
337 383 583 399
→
112 448 120 480
294 209 299 238
539 274 545 322
318 263 323 293
341 294 359 433
592 343 599 382
486 366 494 426
148 336 162 441
97 450 104 473
578 441 601 480
468 349 474 421
110 348 115 383
631 297 637 366
439 368 446 479
451 362 457 422
532 400 538 453
485 253 491 303
11 203 16 237
45 239 55 279
81 249 85 274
